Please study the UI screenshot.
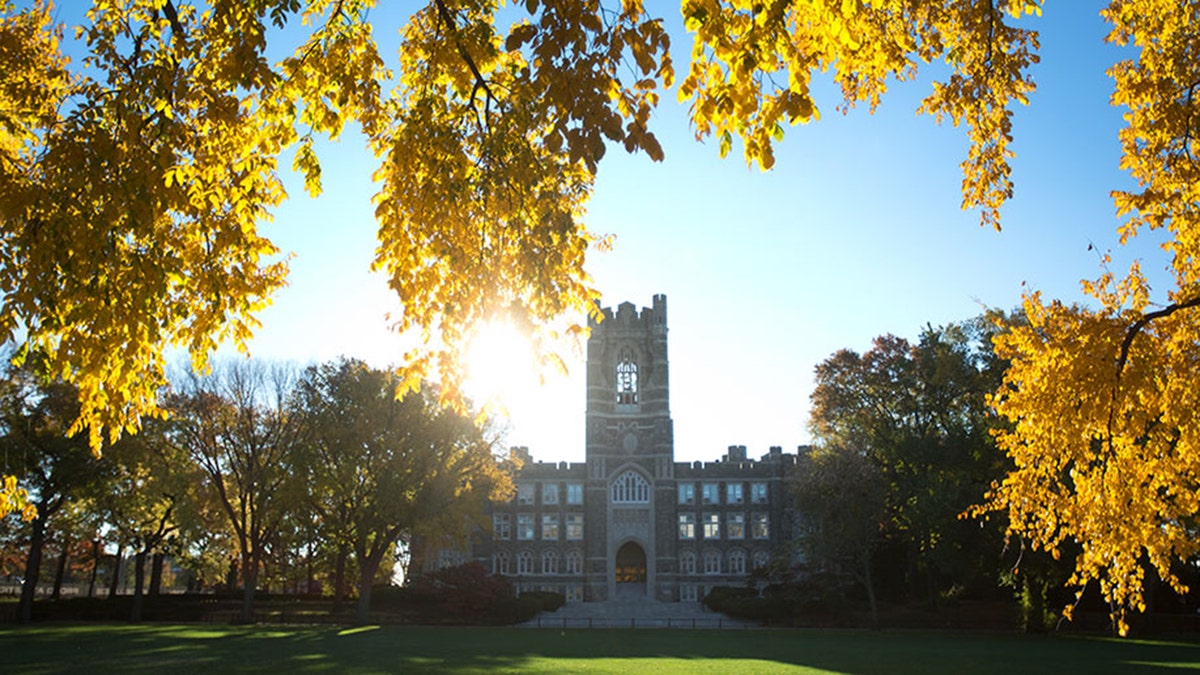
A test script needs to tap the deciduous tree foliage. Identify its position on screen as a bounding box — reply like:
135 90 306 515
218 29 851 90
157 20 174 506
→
0 0 1043 462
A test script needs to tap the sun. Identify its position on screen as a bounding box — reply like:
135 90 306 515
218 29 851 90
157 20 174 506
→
464 319 538 414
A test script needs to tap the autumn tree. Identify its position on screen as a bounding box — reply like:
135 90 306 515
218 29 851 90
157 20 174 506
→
165 359 306 622
3 0 1198 637
295 358 512 624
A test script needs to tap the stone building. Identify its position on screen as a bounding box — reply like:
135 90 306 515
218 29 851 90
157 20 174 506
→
467 294 804 603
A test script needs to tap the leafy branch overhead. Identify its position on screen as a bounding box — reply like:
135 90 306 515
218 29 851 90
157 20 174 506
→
3 0 1200 638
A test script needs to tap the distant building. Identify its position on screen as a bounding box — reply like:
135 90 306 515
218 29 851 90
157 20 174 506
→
431 295 804 602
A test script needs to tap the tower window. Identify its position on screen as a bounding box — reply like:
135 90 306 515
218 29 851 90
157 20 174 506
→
611 470 650 503
616 349 638 404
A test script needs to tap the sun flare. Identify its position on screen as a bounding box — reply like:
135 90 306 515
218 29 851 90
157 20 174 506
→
464 320 538 414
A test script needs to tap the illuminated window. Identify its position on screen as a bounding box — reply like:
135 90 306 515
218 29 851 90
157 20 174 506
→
542 514 559 540
616 348 638 404
727 513 745 540
611 470 650 503
702 513 721 539
752 513 770 540
566 513 584 540
679 513 696 540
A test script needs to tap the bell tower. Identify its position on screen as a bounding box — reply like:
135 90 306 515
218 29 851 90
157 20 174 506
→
583 294 675 601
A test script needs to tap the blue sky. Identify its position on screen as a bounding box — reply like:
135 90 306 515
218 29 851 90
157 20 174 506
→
50 2 1172 463
251 2 1171 464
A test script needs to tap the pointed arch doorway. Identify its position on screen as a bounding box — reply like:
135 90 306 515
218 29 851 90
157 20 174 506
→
614 541 647 598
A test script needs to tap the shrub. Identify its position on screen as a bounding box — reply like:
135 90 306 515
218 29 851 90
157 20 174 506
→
518 590 565 612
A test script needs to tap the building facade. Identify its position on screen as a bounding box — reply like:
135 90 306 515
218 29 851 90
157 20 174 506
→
471 295 802 602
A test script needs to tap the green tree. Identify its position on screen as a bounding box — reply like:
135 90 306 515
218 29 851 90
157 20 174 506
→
165 359 306 622
296 358 512 624
792 443 888 626
808 318 1009 605
0 360 115 622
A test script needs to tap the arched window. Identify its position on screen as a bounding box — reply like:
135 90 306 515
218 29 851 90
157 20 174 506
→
542 550 559 575
611 470 650 503
493 551 510 575
517 550 534 575
616 348 638 404
729 549 746 575
566 550 583 575
679 551 696 575
752 550 770 571
703 550 721 575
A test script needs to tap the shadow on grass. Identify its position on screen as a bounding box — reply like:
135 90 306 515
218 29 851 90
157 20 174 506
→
3 624 1200 674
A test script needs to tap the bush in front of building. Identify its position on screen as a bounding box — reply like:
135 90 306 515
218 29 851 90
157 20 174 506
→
372 563 549 624
703 585 792 622
518 589 565 612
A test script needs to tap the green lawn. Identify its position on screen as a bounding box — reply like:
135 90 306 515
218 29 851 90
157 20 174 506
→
2 624 1199 674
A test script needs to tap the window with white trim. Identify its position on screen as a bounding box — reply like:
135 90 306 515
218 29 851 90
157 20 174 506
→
703 550 721 575
681 585 698 602
542 514 559 540
493 551 510 575
752 512 770 540
678 483 695 505
678 513 696 540
566 483 584 505
566 550 583 575
727 482 744 504
542 550 559 574
702 512 721 539
729 549 746 575
566 513 584 540
753 550 770 571
493 513 511 540
517 483 535 505
727 512 745 540
517 550 534 575
543 483 559 505
679 551 696 575
517 513 535 540
751 482 769 504
701 483 719 505
611 470 650 503
616 348 638 404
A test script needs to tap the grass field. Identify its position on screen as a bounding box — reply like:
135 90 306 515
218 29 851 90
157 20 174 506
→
2 624 1200 674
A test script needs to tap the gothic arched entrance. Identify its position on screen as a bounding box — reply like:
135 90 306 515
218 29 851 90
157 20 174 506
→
614 541 647 598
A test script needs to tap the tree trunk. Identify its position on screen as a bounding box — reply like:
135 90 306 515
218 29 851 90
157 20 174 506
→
149 552 165 598
108 543 124 599
131 549 147 622
18 517 47 623
51 538 69 601
240 550 257 623
87 539 100 598
332 543 348 613
863 547 879 630
355 555 381 626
